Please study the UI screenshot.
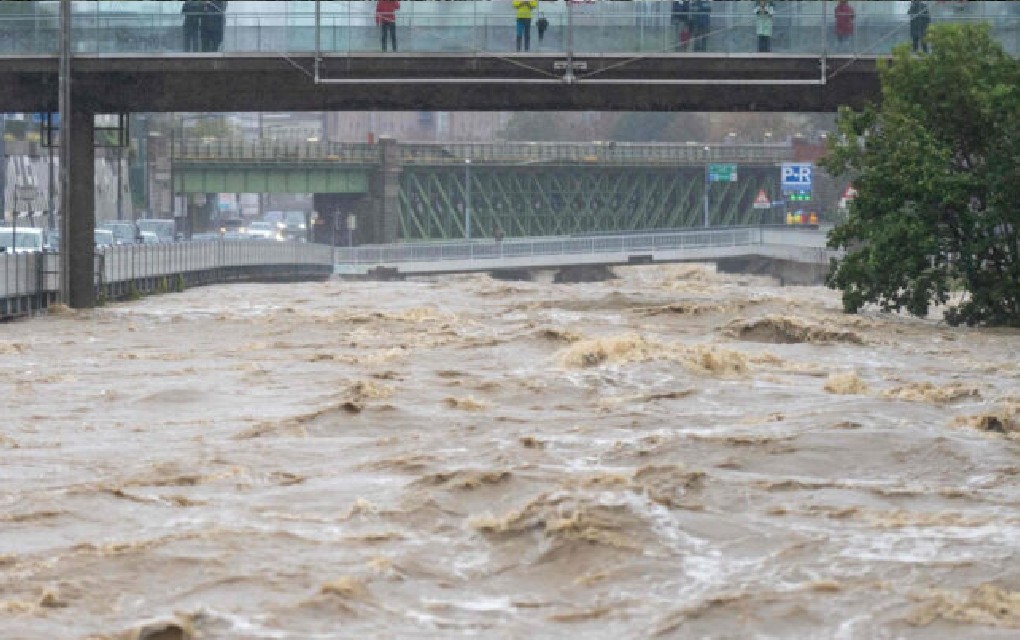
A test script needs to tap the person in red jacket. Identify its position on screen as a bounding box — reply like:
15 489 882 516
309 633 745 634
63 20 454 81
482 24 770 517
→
376 0 400 52
834 0 855 52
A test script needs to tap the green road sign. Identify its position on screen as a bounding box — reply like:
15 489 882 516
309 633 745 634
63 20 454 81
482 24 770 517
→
708 163 738 182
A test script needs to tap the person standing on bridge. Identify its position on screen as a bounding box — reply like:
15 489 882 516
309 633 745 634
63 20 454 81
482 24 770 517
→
834 0 855 52
908 0 931 53
376 0 400 53
689 0 711 52
754 0 775 53
200 0 227 52
671 1 692 52
181 0 204 52
513 0 538 52
211 1 228 51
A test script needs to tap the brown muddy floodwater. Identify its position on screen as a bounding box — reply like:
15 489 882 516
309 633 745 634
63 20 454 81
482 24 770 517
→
1 264 1018 640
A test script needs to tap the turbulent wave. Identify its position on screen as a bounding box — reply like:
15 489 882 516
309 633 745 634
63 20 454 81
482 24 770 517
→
3 265 1018 638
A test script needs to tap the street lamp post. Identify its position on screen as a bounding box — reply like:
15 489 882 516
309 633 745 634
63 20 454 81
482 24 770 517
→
703 146 711 228
116 144 123 221
464 158 472 240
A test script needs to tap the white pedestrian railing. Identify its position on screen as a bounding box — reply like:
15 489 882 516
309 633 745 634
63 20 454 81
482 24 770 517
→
336 227 764 266
2 229 834 313
96 240 332 285
1 240 333 312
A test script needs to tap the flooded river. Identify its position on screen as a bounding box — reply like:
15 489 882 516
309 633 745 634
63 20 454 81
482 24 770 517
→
1 264 1018 639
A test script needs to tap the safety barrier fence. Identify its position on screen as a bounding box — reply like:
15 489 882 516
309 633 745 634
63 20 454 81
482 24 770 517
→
335 226 767 266
0 240 333 317
399 142 794 166
0 2 1017 58
2 228 834 315
172 139 795 167
96 239 332 284
175 140 381 164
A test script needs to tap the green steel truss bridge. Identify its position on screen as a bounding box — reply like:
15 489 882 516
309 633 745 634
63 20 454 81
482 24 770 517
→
173 140 815 242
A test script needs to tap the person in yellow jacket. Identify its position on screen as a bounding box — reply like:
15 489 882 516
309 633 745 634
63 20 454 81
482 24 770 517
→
513 0 538 52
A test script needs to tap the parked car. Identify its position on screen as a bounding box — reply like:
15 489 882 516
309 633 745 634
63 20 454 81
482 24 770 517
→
139 230 160 244
98 221 137 245
94 229 116 248
0 227 45 253
219 218 246 235
45 229 60 251
136 219 176 243
282 211 308 242
247 220 282 241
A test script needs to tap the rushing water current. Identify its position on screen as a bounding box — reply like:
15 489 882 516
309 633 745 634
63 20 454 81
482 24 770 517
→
1 265 1018 639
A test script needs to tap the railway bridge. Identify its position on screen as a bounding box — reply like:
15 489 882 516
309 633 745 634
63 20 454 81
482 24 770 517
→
172 139 840 244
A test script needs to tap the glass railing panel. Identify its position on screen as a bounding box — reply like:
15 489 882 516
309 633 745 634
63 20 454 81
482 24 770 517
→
0 2 1014 58
0 0 60 55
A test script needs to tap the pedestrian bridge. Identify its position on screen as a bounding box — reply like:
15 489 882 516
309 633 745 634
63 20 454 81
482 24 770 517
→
6 1 1018 113
335 226 836 278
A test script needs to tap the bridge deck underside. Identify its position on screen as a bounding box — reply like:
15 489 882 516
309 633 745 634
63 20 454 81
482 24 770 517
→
399 166 782 240
0 55 878 113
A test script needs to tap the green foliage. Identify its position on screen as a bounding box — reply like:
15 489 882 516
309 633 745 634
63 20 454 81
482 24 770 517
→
126 283 141 301
822 24 1020 327
175 274 186 293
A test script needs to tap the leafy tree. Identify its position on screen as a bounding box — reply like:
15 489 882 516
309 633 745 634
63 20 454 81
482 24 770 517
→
822 24 1020 326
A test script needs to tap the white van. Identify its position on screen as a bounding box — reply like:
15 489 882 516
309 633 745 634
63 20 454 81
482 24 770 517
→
0 227 45 254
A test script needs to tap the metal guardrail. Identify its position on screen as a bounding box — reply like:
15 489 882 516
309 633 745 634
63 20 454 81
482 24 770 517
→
336 227 768 266
2 229 835 313
0 253 50 296
1 240 334 315
171 140 794 167
175 140 380 164
334 227 840 276
398 142 793 166
95 240 333 285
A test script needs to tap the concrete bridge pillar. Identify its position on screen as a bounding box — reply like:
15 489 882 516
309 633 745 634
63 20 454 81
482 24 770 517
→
67 106 96 309
368 135 402 244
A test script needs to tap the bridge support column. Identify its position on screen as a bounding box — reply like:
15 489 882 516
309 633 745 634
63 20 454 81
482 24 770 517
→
368 136 401 244
67 105 96 309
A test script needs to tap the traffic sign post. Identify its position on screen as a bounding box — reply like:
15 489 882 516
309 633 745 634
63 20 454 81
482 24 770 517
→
753 189 771 209
708 163 738 183
705 163 738 227
838 183 858 215
780 163 814 225
781 163 813 193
